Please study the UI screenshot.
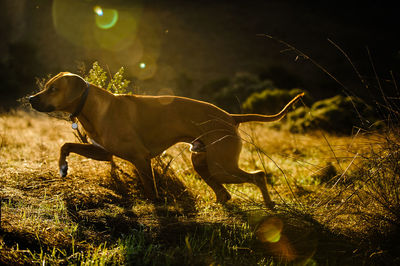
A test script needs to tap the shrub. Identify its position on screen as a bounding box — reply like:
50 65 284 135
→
85 62 131 94
287 95 376 134
200 70 306 114
357 133 400 228
242 88 308 114
343 117 400 262
202 72 276 113
199 78 230 101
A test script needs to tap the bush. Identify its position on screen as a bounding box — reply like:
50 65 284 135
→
287 95 376 134
242 88 309 114
200 70 306 114
344 116 400 261
201 72 276 113
85 62 131 94
199 78 230 100
357 134 400 228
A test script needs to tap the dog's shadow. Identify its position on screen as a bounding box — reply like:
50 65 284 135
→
107 157 198 219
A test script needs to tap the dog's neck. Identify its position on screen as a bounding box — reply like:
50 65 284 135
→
69 81 90 121
74 84 114 143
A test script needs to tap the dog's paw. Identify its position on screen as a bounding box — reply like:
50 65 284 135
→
59 163 68 177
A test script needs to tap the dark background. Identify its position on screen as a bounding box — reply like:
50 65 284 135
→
1 0 399 110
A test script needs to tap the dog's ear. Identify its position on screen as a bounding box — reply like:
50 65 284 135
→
44 72 66 88
63 74 86 89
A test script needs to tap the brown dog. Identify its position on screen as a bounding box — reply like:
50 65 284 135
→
29 72 303 208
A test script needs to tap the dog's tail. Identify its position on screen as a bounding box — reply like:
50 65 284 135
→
232 92 304 125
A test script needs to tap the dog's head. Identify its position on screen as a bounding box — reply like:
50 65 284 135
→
29 72 87 113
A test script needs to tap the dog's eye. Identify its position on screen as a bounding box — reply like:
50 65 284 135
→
49 86 57 92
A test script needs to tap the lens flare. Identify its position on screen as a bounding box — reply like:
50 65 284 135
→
256 217 283 243
157 88 175 105
94 7 119 29
93 6 103 16
268 235 297 261
52 0 144 53
136 55 157 80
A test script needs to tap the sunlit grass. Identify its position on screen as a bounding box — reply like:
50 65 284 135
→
0 110 398 264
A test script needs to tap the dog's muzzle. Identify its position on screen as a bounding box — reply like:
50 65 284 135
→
29 95 55 112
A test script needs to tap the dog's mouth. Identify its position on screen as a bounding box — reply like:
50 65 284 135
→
29 96 55 112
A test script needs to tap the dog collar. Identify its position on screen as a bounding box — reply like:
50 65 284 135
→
70 81 90 129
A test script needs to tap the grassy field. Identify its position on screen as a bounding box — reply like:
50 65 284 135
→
0 110 399 265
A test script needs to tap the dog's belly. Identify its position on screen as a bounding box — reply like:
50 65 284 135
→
140 121 238 158
145 135 196 158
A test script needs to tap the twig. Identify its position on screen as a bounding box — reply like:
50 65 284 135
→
259 34 351 95
367 47 392 112
238 127 291 208
321 132 344 171
390 70 399 98
314 152 358 208
327 39 366 88
252 143 304 210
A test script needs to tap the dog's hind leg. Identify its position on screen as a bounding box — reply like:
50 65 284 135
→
59 143 112 177
205 137 275 209
249 170 275 209
211 166 275 209
191 152 231 203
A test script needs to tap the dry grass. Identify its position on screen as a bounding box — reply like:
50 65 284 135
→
0 110 398 265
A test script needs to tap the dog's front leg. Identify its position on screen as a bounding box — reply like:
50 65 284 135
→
133 159 159 201
59 143 112 177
